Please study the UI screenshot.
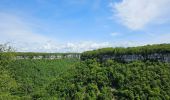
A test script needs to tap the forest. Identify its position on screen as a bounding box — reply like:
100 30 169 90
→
0 44 170 100
81 44 170 62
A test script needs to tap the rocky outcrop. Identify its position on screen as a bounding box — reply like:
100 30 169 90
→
101 53 170 62
16 54 81 59
15 53 170 62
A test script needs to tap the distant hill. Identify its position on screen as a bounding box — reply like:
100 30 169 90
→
81 44 170 62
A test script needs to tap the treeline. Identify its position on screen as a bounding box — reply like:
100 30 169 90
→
15 52 80 59
81 44 170 61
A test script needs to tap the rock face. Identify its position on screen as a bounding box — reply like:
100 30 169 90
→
15 53 170 62
16 54 81 59
101 53 170 62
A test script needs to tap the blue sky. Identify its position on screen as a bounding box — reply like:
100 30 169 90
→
0 0 170 52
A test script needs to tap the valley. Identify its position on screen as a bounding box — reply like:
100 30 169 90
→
0 44 170 99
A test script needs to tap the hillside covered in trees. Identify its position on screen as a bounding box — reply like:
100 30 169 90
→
81 44 170 62
47 60 170 100
0 44 170 100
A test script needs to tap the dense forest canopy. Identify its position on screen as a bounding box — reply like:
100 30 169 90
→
47 60 170 100
0 43 170 100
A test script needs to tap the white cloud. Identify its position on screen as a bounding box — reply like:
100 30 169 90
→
14 41 144 53
110 32 120 37
0 12 50 43
11 34 170 52
1 12 169 53
12 41 113 53
112 0 170 30
0 12 119 52
0 12 57 52
143 33 170 44
0 12 141 52
0 12 129 52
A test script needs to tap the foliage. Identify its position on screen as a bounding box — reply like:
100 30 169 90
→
0 43 21 99
0 43 15 66
81 44 170 61
1 43 170 100
7 59 78 99
47 59 170 100
0 43 14 52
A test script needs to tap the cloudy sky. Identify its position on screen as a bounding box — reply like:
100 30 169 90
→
0 0 170 52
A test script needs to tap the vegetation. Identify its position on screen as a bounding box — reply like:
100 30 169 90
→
81 44 170 60
0 58 78 99
8 59 78 99
0 43 19 99
46 44 170 99
0 43 79 99
0 43 170 100
47 59 170 100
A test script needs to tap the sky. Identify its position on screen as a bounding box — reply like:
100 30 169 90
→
0 0 170 52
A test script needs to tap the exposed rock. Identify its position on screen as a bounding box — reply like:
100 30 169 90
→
15 54 81 60
101 53 170 62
